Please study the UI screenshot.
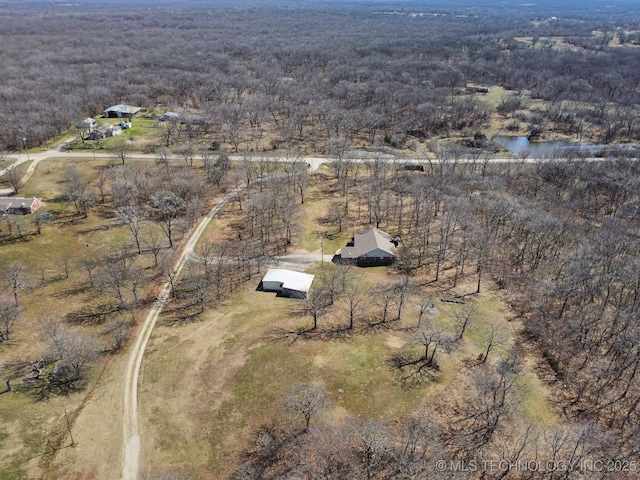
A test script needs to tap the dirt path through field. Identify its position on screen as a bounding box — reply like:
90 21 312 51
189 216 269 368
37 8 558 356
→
120 188 240 480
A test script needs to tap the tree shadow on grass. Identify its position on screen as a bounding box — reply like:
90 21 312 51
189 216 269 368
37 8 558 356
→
362 314 401 332
64 301 120 325
158 302 208 327
50 283 93 298
387 351 440 389
267 322 363 344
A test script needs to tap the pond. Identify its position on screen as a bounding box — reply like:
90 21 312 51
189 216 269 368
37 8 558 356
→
494 136 635 158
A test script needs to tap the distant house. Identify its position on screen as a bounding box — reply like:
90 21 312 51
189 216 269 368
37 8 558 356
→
76 117 98 141
261 269 315 299
103 104 141 119
159 112 179 122
87 124 122 140
0 197 43 215
76 117 97 130
465 84 491 94
338 227 398 267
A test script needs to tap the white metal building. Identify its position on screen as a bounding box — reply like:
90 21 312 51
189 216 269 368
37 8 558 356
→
261 269 315 299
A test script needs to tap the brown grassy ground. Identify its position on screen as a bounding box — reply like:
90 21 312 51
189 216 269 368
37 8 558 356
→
132 172 556 478
3 151 557 480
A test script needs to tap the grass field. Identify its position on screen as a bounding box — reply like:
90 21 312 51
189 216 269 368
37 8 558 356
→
1 122 559 479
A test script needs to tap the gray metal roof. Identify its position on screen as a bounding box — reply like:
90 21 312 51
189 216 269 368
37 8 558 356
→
104 104 141 115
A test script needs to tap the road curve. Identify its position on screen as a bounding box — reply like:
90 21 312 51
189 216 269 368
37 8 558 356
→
120 188 240 480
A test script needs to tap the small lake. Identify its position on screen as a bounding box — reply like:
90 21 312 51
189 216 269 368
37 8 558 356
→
494 136 635 157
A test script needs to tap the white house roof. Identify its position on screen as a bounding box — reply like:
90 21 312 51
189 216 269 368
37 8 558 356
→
262 269 315 294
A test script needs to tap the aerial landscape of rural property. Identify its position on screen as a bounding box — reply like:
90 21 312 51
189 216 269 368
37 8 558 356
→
2 0 640 478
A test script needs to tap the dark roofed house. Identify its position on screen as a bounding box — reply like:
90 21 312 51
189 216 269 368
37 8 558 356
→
0 197 43 215
339 227 397 267
103 104 141 119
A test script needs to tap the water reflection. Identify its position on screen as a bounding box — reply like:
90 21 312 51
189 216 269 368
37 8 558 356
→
494 136 635 157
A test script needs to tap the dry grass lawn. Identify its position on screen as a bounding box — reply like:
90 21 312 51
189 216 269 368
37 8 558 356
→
2 154 557 480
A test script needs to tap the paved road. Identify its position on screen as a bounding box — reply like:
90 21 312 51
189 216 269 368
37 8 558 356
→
4 144 617 197
0 146 329 196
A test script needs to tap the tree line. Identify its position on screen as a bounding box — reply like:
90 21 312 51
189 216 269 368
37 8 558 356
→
1 1 640 153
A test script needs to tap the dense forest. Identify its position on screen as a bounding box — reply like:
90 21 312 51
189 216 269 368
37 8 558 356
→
1 0 640 152
2 1 640 479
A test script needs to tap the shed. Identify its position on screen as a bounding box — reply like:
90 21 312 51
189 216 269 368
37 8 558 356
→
261 269 315 299
159 112 179 122
103 104 141 118
76 117 97 130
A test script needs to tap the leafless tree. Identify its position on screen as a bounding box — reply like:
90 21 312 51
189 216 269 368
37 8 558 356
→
106 320 130 352
350 418 392 480
149 191 185 248
62 166 95 218
175 142 195 167
3 164 21 193
452 303 479 340
282 382 328 431
0 300 20 343
303 289 330 330
3 264 26 307
449 355 522 456
109 138 131 165
116 205 146 254
342 278 369 330
478 324 509 364
375 284 397 324
40 315 99 393
143 227 165 267
55 253 73 280
78 252 100 288
96 251 144 320
155 146 171 168
417 298 436 327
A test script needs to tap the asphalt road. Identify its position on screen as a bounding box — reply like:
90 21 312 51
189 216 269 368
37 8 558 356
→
3 143 603 197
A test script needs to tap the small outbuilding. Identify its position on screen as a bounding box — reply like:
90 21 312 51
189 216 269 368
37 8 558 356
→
338 227 398 267
103 104 141 119
87 124 122 140
159 112 179 122
261 269 315 299
0 197 43 215
76 117 97 130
